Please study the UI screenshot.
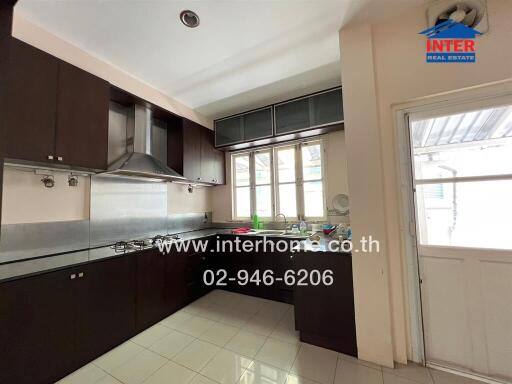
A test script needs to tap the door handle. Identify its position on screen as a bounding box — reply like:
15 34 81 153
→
78 272 84 278
70 274 76 280
57 156 63 162
47 155 54 160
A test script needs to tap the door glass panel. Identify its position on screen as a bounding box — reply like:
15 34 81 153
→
234 155 250 186
244 108 273 140
255 151 271 185
255 185 272 218
302 144 322 181
276 148 295 183
416 180 512 250
235 187 251 218
304 181 324 218
311 89 343 126
275 98 310 135
215 116 243 146
411 106 512 179
278 184 297 218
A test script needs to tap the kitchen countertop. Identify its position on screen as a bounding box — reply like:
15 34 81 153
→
294 233 351 253
0 228 348 283
0 228 229 283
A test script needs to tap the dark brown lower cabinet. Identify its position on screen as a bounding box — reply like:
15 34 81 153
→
0 255 137 384
0 268 78 384
136 249 168 331
214 235 295 303
76 256 137 364
293 251 357 357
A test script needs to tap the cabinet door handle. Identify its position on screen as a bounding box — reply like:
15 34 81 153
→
78 272 84 278
57 156 63 162
70 274 76 279
48 155 54 160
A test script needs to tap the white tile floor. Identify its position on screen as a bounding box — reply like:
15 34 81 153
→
57 290 483 384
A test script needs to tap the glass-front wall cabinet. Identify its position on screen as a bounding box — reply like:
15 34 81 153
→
215 87 343 148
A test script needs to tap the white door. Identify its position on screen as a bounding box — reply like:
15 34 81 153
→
408 101 512 383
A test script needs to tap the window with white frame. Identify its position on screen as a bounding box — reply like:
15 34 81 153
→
232 140 326 221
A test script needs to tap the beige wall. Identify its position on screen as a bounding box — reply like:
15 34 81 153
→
1 167 90 224
339 0 512 367
1 167 213 224
168 183 212 214
212 130 350 223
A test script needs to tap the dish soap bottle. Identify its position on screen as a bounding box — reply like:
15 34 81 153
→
252 214 260 230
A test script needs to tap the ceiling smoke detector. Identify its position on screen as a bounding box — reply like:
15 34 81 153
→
180 10 200 28
427 0 488 34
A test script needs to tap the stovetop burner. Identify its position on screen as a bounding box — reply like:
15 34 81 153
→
151 234 181 244
110 234 182 252
110 241 134 252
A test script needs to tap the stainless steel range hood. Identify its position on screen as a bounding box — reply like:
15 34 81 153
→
104 103 185 181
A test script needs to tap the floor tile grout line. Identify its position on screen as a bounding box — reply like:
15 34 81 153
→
80 292 296 384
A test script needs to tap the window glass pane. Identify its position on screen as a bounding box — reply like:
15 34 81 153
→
304 181 324 217
302 144 322 181
278 183 297 218
255 151 271 185
235 187 250 217
255 185 272 217
277 148 295 183
411 106 512 180
234 155 250 186
416 180 512 249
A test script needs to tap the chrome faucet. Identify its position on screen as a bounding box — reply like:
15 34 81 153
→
275 213 288 233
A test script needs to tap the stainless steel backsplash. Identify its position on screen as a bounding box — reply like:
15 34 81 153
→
0 220 90 263
89 174 168 247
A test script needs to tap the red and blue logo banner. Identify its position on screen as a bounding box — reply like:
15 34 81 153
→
419 20 481 63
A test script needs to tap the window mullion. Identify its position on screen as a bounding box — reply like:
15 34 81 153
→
273 148 280 218
249 151 256 219
296 143 304 221
270 150 275 219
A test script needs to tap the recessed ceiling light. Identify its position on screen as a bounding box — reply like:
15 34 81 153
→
180 10 200 28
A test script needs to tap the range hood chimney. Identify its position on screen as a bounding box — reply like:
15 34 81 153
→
104 104 185 181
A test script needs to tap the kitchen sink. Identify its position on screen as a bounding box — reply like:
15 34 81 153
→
251 230 285 235
247 230 313 238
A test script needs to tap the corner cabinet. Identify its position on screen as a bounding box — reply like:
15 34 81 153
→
4 39 109 170
168 118 225 185
214 88 343 151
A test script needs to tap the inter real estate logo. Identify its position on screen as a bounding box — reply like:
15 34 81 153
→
419 20 481 63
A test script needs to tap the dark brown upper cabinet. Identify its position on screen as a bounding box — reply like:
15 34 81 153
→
55 61 109 170
183 118 202 182
201 127 225 184
4 39 59 164
4 39 109 170
168 118 225 185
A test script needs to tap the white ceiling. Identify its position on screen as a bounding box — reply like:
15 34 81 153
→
15 0 427 119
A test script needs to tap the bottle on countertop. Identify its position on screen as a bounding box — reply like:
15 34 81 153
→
299 220 307 234
252 214 260 230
